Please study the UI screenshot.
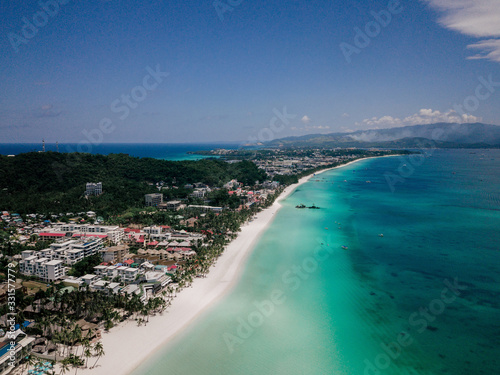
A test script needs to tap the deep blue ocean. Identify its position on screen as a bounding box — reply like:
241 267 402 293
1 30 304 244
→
0 143 240 160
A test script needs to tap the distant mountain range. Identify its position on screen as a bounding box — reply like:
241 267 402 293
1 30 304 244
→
266 123 500 149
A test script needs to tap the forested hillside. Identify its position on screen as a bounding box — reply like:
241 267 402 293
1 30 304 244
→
0 152 267 215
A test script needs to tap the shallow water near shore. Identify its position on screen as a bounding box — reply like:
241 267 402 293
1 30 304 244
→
132 149 500 375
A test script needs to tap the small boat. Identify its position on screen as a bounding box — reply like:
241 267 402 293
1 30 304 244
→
308 204 320 209
341 245 348 250
379 234 384 237
296 204 306 209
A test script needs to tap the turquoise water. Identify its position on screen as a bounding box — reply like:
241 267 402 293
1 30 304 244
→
132 149 500 375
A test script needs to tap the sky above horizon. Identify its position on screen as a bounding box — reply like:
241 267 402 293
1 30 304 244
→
1 0 500 144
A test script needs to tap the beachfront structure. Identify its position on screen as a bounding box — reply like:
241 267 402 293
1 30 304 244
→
85 182 102 196
144 271 171 288
91 281 121 294
145 193 163 207
121 284 147 303
0 334 35 375
93 265 140 283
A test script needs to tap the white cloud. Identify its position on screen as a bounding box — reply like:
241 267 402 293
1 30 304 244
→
423 0 500 63
356 115 401 128
301 115 311 124
467 39 500 62
341 113 350 118
355 108 482 129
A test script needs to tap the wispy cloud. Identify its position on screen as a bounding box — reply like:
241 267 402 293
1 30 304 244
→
355 108 482 129
423 0 500 63
467 39 500 62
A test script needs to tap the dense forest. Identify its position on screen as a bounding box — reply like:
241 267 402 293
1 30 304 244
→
0 152 267 215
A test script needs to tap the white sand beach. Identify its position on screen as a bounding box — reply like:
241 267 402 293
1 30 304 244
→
78 156 388 375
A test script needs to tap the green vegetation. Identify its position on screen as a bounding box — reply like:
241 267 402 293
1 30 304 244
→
67 254 103 277
0 152 267 216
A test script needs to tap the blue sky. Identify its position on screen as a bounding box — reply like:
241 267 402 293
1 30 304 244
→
1 0 499 143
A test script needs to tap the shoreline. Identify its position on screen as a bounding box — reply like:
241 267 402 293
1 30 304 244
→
77 155 394 375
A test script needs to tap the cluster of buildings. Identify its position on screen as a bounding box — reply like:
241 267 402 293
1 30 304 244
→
254 153 354 177
18 237 178 298
36 224 125 244
0 211 23 225
8 175 284 288
17 224 205 284
145 178 280 213
197 149 359 178
63 261 172 299
19 237 104 281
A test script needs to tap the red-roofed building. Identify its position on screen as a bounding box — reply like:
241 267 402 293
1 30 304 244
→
38 233 66 240
124 228 141 233
72 234 108 239
123 259 134 266
148 241 159 246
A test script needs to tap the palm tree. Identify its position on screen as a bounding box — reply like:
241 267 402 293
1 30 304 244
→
52 331 61 361
83 344 92 369
71 325 82 356
59 361 70 375
91 342 105 369
20 350 35 375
